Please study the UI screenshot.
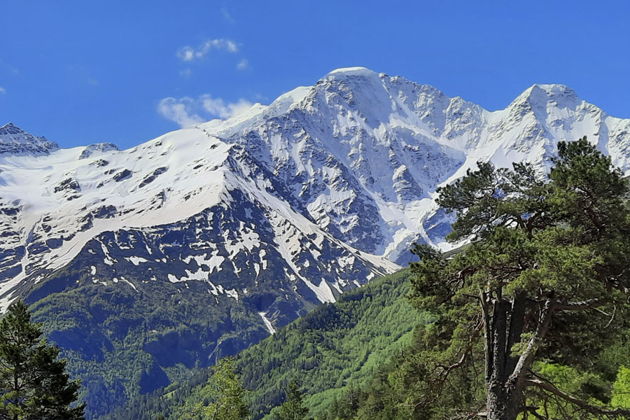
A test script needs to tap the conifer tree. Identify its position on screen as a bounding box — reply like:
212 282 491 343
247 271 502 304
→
277 381 309 420
410 138 630 419
0 300 84 420
187 357 249 420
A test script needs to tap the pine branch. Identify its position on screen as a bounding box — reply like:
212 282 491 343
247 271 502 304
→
525 378 630 418
553 298 605 311
414 320 483 411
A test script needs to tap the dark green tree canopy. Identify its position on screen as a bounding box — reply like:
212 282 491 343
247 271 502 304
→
0 300 84 420
276 381 309 420
410 137 630 419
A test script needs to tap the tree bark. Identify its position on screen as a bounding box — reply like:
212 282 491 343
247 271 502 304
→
485 299 522 420
484 295 531 420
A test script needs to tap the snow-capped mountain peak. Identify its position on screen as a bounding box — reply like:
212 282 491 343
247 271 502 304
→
506 83 583 117
0 123 59 155
1 67 629 317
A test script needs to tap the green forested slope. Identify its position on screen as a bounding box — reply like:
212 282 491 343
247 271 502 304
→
104 269 424 419
28 269 268 419
99 264 630 420
237 269 424 419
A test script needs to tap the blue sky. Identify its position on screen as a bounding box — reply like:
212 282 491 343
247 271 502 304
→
1 0 629 149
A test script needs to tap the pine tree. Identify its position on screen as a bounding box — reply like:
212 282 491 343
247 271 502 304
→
0 300 84 420
277 381 309 420
186 357 249 420
410 138 630 419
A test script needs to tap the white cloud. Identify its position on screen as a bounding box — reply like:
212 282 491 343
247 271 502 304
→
0 86 5 94
157 94 253 127
177 39 239 62
200 95 253 119
157 97 204 128
236 58 249 71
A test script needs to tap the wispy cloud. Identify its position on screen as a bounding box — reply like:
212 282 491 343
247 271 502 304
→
177 39 239 62
236 59 249 71
157 97 203 127
221 7 236 23
0 86 5 94
157 94 254 127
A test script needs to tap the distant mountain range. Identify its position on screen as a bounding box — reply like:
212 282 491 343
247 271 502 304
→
1 67 629 417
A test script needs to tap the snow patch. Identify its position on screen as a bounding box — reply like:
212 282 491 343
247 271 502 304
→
258 312 276 334
302 278 336 303
126 256 148 265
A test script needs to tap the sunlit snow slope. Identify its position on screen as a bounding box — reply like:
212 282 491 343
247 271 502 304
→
2 67 630 318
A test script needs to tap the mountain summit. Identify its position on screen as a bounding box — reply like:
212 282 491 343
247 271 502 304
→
1 68 629 416
0 123 59 155
2 68 630 308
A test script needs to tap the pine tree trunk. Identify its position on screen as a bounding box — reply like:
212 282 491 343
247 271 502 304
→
484 298 525 420
486 383 521 420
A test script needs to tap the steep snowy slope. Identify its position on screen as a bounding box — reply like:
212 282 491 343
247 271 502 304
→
0 122 59 155
0 125 397 313
0 119 399 417
201 68 630 261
